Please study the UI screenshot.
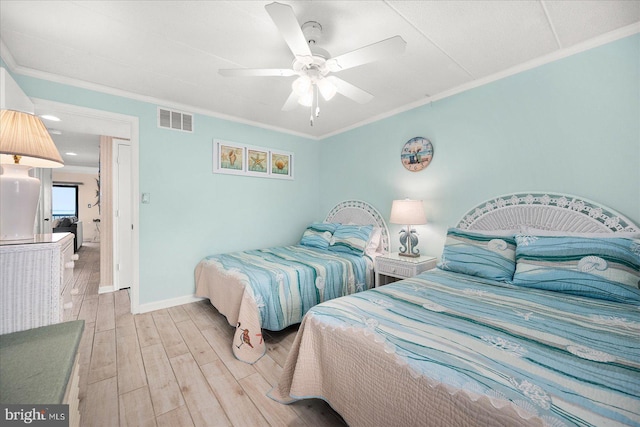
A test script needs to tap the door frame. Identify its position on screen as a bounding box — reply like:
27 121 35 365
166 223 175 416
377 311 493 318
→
32 98 141 314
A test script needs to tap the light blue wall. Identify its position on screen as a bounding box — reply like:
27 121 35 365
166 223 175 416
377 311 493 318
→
7 72 320 305
319 34 640 258
3 34 638 306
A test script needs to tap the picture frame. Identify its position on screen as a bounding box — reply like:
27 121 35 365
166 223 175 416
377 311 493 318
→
246 146 270 177
270 151 294 179
212 139 294 180
213 139 245 175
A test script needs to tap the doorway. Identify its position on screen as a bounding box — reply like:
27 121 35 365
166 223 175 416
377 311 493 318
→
33 99 140 313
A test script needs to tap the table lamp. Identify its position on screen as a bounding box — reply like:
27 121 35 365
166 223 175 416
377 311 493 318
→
390 199 427 257
1 109 64 240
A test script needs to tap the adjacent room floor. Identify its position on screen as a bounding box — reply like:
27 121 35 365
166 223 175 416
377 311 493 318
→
73 243 346 426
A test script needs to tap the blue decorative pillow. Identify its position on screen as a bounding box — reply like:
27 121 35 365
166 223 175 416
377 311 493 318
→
329 224 374 256
512 235 640 303
437 228 517 281
299 222 338 250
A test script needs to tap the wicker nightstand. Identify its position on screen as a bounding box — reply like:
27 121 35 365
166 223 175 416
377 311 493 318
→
375 253 437 287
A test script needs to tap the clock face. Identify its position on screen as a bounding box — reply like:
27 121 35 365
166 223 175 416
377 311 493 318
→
401 137 433 172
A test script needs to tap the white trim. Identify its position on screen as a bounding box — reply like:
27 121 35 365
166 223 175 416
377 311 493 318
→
3 24 637 141
98 285 115 294
0 39 18 71
135 294 205 314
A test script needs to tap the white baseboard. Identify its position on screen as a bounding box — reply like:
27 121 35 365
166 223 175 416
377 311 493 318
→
135 294 205 314
98 285 115 294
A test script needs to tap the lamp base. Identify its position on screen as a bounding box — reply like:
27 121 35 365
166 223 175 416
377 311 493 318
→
398 225 421 257
0 163 40 241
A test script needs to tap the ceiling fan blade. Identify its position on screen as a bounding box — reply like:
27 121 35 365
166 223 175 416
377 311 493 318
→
265 2 312 58
219 68 296 77
327 76 374 104
326 36 407 72
282 91 299 111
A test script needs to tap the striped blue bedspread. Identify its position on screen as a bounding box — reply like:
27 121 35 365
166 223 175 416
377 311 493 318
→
201 245 372 363
298 269 640 426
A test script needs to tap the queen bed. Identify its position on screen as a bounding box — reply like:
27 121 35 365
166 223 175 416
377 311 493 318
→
270 193 640 427
195 200 390 363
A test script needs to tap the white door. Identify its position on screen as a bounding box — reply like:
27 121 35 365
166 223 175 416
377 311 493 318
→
114 140 132 290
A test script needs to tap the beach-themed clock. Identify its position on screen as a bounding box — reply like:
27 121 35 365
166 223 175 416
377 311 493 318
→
401 137 433 172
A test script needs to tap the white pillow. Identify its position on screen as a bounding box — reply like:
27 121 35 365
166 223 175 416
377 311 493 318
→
365 226 382 258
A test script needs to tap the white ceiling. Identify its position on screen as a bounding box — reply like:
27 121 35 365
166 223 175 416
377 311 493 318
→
1 1 639 142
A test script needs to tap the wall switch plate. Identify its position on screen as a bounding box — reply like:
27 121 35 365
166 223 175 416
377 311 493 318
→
141 193 151 204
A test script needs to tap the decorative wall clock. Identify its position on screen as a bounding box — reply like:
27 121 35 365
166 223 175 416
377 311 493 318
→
401 137 433 172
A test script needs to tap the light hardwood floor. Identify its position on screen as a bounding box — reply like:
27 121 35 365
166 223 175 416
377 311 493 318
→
73 243 346 426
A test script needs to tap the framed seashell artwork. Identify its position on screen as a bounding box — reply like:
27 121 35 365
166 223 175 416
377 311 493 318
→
213 139 294 180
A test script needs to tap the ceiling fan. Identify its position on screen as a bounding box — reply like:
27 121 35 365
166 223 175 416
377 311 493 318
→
219 2 406 125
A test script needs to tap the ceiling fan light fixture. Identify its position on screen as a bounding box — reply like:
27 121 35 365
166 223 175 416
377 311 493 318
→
292 76 312 96
317 77 336 101
297 90 314 107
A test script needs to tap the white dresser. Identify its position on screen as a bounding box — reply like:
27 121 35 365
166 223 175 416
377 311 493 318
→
0 233 77 334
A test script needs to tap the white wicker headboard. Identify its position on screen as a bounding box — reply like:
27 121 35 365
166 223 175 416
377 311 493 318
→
457 192 639 233
325 200 390 254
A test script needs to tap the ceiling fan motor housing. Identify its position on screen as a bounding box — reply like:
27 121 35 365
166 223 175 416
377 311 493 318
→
301 21 322 45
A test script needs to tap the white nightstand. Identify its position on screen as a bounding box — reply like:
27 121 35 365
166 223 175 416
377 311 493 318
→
375 253 437 287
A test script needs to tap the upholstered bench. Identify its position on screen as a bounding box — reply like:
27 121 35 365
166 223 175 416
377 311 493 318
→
0 320 84 426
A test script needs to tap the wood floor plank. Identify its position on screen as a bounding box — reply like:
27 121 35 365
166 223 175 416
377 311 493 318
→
184 303 221 331
169 353 231 427
167 305 191 323
253 353 282 387
82 376 119 427
116 330 147 394
116 312 137 338
88 329 116 384
238 372 305 427
96 292 115 332
152 310 189 358
200 326 257 381
156 405 194 427
119 386 157 427
77 296 99 323
140 343 185 417
114 289 131 317
135 312 162 348
77 321 95 401
200 359 268 427
176 319 219 366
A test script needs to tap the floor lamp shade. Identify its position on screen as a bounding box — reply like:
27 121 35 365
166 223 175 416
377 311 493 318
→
390 199 427 257
1 110 63 240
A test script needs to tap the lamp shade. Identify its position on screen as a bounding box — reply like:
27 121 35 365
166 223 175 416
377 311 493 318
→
0 109 64 168
390 199 427 225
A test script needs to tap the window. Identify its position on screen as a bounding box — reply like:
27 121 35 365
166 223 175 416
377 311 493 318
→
52 185 79 218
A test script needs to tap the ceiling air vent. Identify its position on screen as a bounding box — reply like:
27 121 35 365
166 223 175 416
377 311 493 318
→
158 107 193 132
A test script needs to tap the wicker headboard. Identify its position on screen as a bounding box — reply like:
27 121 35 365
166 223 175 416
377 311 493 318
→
325 200 390 254
457 192 639 233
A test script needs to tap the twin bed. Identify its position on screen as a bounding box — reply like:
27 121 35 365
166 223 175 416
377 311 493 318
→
195 200 389 363
196 193 640 426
